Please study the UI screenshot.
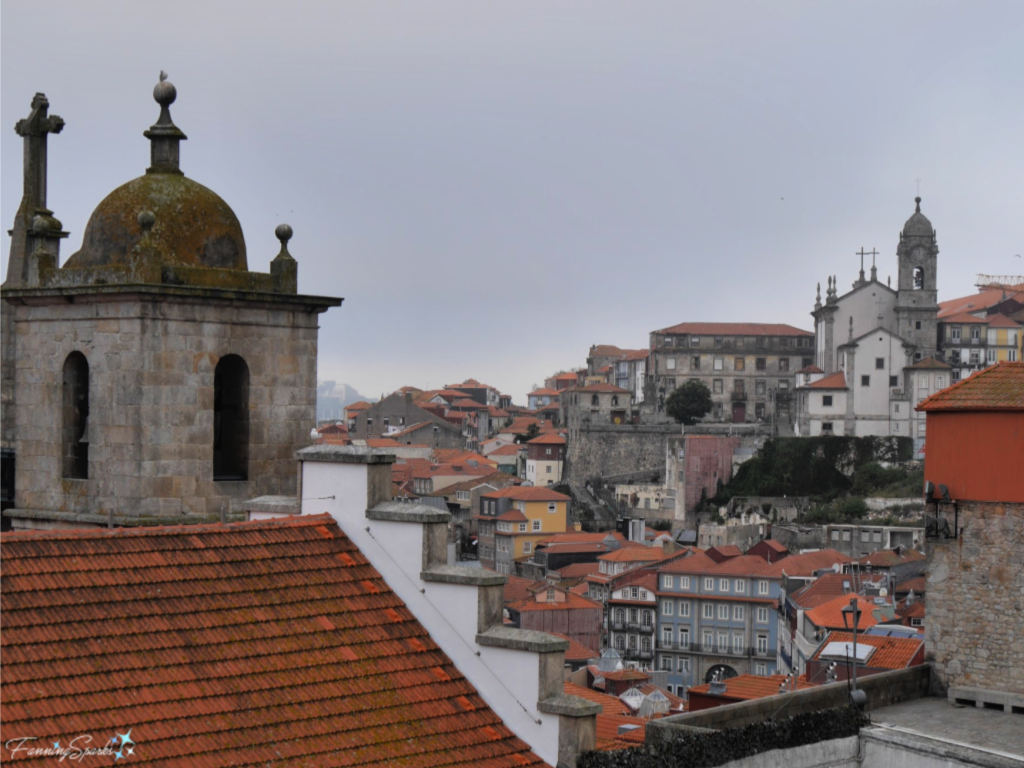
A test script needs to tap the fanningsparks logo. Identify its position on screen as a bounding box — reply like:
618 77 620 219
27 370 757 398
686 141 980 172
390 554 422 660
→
4 730 136 762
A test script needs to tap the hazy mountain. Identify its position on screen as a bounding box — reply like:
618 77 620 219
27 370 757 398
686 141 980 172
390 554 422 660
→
317 381 375 422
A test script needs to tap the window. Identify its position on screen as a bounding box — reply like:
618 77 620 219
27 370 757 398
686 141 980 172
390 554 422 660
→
679 601 690 617
591 394 599 406
702 630 713 647
733 605 744 621
678 656 691 673
951 327 962 342
733 379 744 394
702 603 714 619
214 355 250 481
732 634 744 652
756 357 766 371
756 336 766 349
545 447 552 456
631 587 639 599
642 610 652 628
662 575 674 589
860 375 870 386
778 357 789 372
523 540 533 554
936 376 945 387
734 579 745 593
713 357 724 371
875 357 885 369
660 655 673 671
703 577 714 591
822 395 833 407
970 326 980 342
661 600 674 616
712 379 723 394
756 607 769 623
987 348 997 363
62 352 90 479
802 357 812 369
662 627 673 645
719 579 730 592
691 337 700 347
616 635 626 651
680 576 690 590
547 502 557 513
758 580 769 595
717 604 729 620
757 635 769 654
913 267 924 290
735 357 745 371
916 321 922 330
778 380 789 392
665 336 674 347
628 607 638 623
831 530 839 540
690 356 701 371
666 357 676 370
679 628 690 646
755 379 766 395
911 618 924 628
714 337 723 348
890 375 899 387
1011 350 1019 362
755 663 767 676
532 519 541 531
367 417 373 428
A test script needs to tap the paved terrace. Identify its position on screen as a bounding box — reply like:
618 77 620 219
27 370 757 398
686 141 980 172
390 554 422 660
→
871 697 1024 759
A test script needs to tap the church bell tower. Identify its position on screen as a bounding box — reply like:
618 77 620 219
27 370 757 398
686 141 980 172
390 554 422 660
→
895 197 939 360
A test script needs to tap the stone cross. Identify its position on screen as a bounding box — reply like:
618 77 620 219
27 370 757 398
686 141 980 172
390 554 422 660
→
15 93 64 215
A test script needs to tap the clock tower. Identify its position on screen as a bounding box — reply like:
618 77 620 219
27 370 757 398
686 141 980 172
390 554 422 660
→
895 197 939 360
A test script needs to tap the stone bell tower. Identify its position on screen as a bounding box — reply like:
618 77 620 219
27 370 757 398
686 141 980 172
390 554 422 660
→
894 196 940 360
0 75 342 530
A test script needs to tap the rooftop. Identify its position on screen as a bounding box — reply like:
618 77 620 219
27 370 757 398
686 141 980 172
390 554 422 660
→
812 631 923 669
655 322 813 337
806 371 848 390
916 361 1024 412
689 673 815 701
0 515 547 767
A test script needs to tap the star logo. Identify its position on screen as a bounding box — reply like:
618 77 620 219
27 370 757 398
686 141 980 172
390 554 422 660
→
114 748 124 761
117 730 134 748
53 741 61 750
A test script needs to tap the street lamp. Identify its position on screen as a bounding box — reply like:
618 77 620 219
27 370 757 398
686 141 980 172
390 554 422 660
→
841 598 867 708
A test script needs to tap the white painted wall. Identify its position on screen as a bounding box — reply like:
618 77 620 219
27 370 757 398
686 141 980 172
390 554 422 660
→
299 459 560 766
829 284 898 367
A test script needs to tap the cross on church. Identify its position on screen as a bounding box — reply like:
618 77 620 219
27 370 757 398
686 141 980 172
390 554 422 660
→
915 177 922 195
15 93 64 215
856 247 879 273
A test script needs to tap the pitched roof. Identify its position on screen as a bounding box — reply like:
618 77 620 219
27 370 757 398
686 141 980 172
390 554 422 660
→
896 577 926 594
345 400 372 411
554 562 602 579
938 285 1024 319
916 362 1024 412
602 669 650 682
431 449 497 466
771 548 851 577
599 547 668 564
481 486 571 503
689 673 815 700
502 575 546 604
986 313 1022 328
812 631 923 669
508 593 602 612
366 437 402 448
804 593 889 631
706 544 743 561
789 572 856 609
0 515 547 768
623 349 650 362
529 388 562 397
553 372 580 381
526 433 567 445
940 311 990 324
854 547 926 567
655 322 813 337
796 365 824 374
567 384 630 394
806 371 848 390
548 634 598 662
490 444 524 457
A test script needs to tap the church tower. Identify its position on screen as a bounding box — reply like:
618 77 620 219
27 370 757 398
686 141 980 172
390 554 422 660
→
894 197 939 360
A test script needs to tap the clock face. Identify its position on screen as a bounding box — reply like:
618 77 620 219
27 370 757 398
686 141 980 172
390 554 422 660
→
911 246 926 263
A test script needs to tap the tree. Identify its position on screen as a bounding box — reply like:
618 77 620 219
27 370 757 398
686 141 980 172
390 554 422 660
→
515 422 540 444
665 380 712 425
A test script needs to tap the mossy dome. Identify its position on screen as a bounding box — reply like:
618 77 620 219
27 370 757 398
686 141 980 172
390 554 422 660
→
63 73 248 273
65 173 247 271
902 196 934 239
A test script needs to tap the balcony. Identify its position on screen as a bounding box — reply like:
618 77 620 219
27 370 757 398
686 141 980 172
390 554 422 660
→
655 639 774 658
611 619 654 633
621 648 654 661
731 391 748 402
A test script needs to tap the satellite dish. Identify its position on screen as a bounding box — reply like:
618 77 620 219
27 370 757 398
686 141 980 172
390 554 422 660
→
880 588 888 597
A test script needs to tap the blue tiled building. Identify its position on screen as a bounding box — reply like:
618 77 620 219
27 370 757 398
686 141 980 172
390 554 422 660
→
655 552 782 695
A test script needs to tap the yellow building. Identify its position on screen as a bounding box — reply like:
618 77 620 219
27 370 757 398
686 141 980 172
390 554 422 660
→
478 486 570 574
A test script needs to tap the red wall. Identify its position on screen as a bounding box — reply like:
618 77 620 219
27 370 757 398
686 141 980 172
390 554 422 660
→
924 412 1024 503
684 436 742 512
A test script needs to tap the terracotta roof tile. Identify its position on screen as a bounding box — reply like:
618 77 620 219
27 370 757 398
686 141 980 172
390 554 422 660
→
554 563 602 579
812 631 923 669
796 365 824 374
916 362 1024 412
806 371 848 389
907 356 951 369
508 593 602 612
854 548 926 567
490 445 525 457
689 673 815 700
599 547 669 564
0 515 548 768
526 433 566 445
502 576 546 604
770 549 851 577
938 286 1024 319
896 577 926 594
804 593 890 631
565 384 630 394
481 487 570 502
548 634 597 662
655 322 813 337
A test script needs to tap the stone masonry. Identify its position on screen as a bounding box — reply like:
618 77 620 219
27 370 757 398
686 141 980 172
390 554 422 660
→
925 501 1024 695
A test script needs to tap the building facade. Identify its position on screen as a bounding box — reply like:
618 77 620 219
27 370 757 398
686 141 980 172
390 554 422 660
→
477 486 570 574
524 433 566 486
648 323 814 427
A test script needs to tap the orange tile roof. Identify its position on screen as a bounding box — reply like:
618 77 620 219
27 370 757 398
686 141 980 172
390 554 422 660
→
916 362 1024 412
940 311 990 324
896 577 926 593
813 631 923 669
804 594 886 631
481 486 571 502
623 349 649 362
553 372 580 381
563 681 632 716
0 515 547 768
771 548 851 577
432 449 498 466
548 634 598 662
602 669 650 682
529 388 562 397
655 322 813 337
538 531 625 545
908 356 951 370
986 313 1022 328
526 433 567 445
599 547 669 563
490 444 524 457
854 548 926 567
789 572 856 608
451 398 487 409
502 575 546 604
345 400 372 411
806 371 848 389
567 384 631 394
796 364 824 374
509 592 602 612
555 562 602 579
707 544 743 559
689 673 815 700
366 437 402 447
938 286 1024 319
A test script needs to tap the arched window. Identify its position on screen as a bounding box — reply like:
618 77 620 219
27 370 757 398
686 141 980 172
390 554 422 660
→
615 608 625 624
591 394 599 406
213 355 250 481
62 352 89 479
913 267 924 290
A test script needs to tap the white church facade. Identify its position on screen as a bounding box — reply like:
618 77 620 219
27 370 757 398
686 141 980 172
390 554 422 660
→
795 198 950 448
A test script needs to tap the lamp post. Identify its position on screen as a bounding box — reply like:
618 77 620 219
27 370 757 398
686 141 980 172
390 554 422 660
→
841 598 867 708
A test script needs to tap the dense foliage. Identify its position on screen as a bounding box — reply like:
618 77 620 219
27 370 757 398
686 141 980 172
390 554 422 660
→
578 706 869 768
666 380 713 425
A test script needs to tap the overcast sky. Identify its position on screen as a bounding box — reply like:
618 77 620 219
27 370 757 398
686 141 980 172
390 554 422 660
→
3 2 1022 402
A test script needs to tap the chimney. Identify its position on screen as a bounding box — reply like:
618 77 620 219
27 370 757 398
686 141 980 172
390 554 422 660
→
295 445 598 767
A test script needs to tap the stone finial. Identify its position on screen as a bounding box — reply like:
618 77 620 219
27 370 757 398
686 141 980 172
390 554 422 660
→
274 224 295 260
31 215 49 237
915 196 922 213
144 71 187 175
138 210 156 234
270 223 298 293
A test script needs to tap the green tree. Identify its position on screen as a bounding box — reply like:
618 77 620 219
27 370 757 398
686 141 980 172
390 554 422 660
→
665 380 713 425
515 422 541 444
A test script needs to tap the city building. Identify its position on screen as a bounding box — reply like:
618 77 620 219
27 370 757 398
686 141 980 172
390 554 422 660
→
524 433 566 486
507 583 603 654
606 572 658 668
477 486 571 574
648 322 814 426
561 384 634 439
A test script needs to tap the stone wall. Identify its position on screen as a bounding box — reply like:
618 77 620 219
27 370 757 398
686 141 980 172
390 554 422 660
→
8 294 320 523
564 423 676 486
925 501 1024 695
